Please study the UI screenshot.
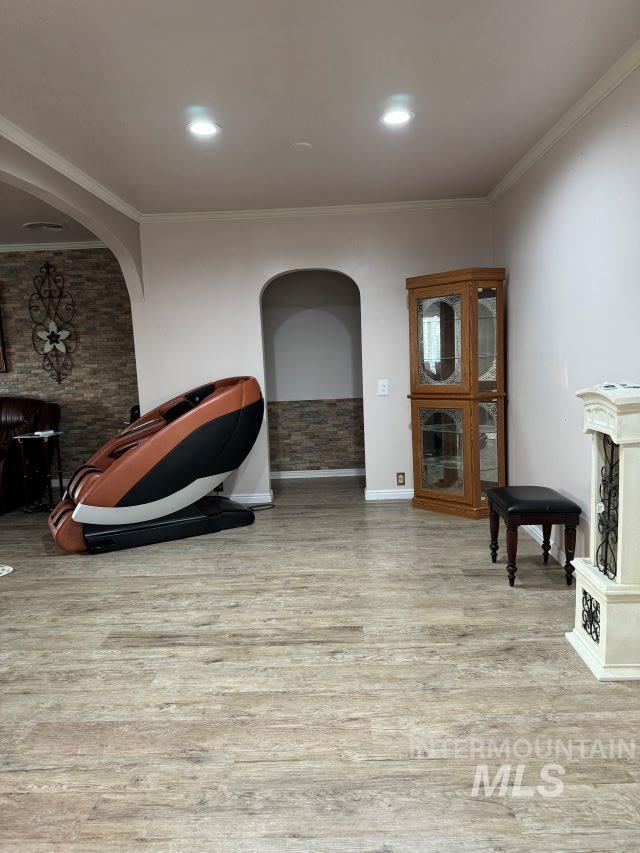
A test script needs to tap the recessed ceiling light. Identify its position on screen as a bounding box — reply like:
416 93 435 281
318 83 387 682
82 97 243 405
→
290 141 313 150
22 221 64 231
187 119 220 137
380 107 414 127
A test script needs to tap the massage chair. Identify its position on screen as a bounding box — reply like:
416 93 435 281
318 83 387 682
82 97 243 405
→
49 376 264 553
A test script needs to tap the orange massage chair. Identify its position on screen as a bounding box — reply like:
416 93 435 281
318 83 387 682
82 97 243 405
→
49 376 264 553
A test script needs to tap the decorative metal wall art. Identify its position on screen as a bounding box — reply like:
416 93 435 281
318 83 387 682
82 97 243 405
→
596 432 619 579
581 589 600 644
29 261 77 383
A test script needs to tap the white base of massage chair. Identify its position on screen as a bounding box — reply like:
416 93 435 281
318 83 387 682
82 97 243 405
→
72 472 232 525
72 471 256 554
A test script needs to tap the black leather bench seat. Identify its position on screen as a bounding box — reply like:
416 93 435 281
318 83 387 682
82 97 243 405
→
487 486 580 515
486 485 581 586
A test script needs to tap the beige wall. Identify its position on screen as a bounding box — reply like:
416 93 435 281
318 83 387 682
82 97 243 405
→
138 207 492 496
493 67 640 554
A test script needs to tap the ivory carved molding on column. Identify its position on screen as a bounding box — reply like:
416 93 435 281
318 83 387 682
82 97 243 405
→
29 261 77 383
566 382 640 680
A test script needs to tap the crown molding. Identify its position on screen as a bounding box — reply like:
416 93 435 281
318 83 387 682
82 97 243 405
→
139 196 489 223
489 36 640 203
0 113 142 222
0 239 106 253
0 114 487 222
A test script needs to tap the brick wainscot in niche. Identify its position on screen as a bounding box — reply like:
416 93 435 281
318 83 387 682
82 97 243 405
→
267 398 364 472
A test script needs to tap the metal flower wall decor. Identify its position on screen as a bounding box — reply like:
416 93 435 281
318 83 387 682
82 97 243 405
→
29 261 77 382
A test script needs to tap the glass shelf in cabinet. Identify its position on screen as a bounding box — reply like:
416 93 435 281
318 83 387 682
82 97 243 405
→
421 426 496 436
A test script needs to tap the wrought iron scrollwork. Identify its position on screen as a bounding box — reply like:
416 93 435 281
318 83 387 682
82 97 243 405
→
581 589 600 644
29 261 77 383
595 433 619 579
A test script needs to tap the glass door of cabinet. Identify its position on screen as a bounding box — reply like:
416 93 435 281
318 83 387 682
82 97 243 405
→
412 400 471 503
473 283 504 394
410 284 470 395
474 398 505 504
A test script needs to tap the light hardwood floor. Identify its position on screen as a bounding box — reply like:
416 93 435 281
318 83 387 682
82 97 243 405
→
1 477 639 852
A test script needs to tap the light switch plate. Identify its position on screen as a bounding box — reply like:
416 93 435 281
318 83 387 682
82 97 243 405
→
377 378 389 396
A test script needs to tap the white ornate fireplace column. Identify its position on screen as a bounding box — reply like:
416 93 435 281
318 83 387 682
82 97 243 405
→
566 383 640 680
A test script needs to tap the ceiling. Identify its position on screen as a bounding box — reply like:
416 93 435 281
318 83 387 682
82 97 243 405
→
1 0 639 214
0 183 96 244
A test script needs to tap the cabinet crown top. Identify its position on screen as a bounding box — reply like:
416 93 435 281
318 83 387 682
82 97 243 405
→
406 267 506 289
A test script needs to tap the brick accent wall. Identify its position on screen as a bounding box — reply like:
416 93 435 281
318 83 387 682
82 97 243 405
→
267 398 364 472
0 248 138 475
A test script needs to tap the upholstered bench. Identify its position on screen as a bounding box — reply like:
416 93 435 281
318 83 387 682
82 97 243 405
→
486 486 581 587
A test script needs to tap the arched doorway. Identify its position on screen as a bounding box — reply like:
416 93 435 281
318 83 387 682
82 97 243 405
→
261 269 365 491
0 141 143 303
0 180 139 479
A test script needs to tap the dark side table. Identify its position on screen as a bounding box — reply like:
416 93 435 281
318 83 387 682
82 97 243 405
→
13 431 64 513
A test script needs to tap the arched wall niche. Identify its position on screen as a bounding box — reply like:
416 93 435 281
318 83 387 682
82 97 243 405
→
260 267 365 483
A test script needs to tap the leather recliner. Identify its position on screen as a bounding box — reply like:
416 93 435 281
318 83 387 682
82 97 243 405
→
0 396 61 514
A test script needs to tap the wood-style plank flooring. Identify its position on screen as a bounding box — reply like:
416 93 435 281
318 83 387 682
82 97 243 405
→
1 477 639 851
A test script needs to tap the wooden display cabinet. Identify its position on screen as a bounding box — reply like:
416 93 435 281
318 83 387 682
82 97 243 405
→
407 268 506 518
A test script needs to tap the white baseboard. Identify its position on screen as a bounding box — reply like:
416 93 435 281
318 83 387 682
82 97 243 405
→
226 491 274 505
364 487 414 501
271 468 365 480
522 523 566 566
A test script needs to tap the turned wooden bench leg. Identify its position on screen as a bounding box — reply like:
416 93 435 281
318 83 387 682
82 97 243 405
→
542 522 552 564
564 524 576 586
506 522 518 587
489 504 500 563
